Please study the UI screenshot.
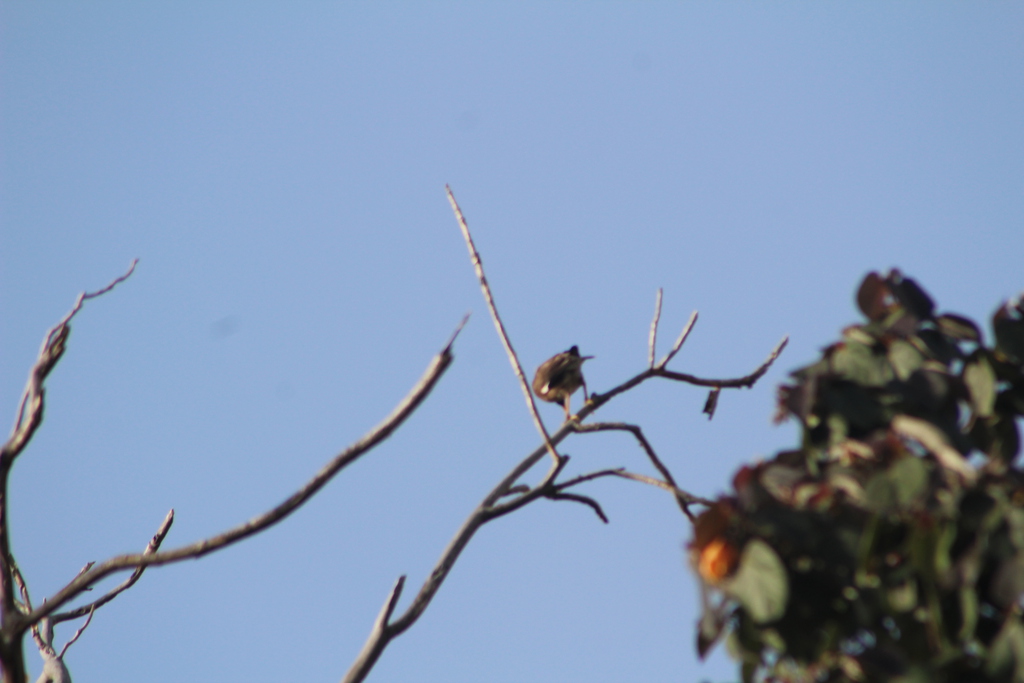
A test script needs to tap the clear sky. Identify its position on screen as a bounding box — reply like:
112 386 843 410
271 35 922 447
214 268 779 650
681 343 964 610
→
1 3 1021 682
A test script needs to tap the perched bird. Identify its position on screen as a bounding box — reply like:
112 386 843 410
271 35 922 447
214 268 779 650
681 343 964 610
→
532 345 594 421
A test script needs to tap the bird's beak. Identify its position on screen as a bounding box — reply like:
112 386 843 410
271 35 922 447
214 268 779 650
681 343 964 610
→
581 355 595 361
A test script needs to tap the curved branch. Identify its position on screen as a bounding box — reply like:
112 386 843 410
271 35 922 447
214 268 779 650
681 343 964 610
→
545 491 609 524
10 319 464 635
571 421 696 520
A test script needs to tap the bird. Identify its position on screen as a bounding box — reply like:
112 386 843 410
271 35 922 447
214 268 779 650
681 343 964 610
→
532 345 594 421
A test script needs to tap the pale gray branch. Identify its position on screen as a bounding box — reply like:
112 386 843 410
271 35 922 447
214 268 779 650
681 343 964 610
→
648 288 663 368
447 185 561 465
657 310 698 370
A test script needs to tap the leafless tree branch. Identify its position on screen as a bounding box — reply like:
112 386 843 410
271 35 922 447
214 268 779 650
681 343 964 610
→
57 608 94 660
545 491 609 524
0 261 138 683
9 317 465 635
341 192 786 683
571 421 697 521
648 288 663 368
579 469 715 509
447 185 562 465
51 509 175 623
657 309 699 370
657 335 789 388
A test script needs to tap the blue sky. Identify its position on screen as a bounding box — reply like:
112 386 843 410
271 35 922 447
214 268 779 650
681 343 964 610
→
2 3 1022 682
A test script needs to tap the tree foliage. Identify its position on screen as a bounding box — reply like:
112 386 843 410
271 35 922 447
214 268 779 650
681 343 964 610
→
692 271 1024 682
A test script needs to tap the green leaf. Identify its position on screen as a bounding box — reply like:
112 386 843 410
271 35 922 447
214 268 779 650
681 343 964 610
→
866 456 929 511
889 339 925 381
831 341 894 387
963 351 997 419
936 313 981 342
723 540 789 624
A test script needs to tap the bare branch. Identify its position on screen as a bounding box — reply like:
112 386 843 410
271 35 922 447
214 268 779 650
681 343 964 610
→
572 422 697 521
343 285 787 683
12 320 463 633
648 288 663 368
343 417 581 683
1 262 138 671
4 258 138 467
11 563 30 613
52 509 174 623
57 607 94 659
545 491 609 524
480 454 570 522
554 467 628 490
655 336 789 388
447 185 561 465
602 470 714 509
656 310 698 370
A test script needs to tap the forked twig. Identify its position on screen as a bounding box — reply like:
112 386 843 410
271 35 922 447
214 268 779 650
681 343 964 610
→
52 509 175 623
13 318 465 632
657 336 789 388
446 186 562 465
0 262 140 681
572 422 698 520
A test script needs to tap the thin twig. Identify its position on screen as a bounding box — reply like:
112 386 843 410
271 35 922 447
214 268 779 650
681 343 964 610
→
603 470 714 509
648 289 663 369
12 320 464 634
11 562 30 613
57 607 94 659
52 509 174 623
446 185 561 465
657 310 698 370
572 422 696 520
655 335 789 388
545 492 609 524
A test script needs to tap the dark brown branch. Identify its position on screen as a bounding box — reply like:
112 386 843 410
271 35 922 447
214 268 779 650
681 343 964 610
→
572 422 697 521
51 509 174 623
9 320 463 635
545 492 609 524
447 186 561 465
